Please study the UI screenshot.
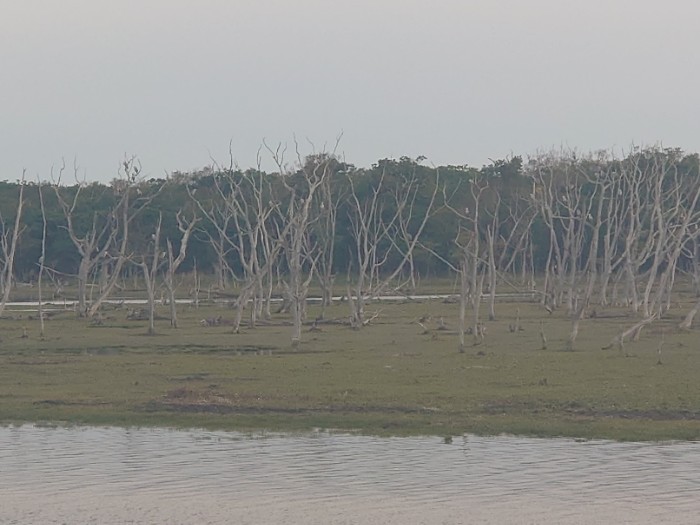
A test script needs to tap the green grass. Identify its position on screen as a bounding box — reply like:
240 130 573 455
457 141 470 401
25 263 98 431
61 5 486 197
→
1 297 699 441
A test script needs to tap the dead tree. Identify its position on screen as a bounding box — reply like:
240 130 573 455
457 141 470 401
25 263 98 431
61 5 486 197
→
485 221 498 321
0 174 25 318
441 176 489 351
37 180 48 338
345 170 386 328
315 160 346 317
530 151 600 340
617 151 659 313
561 155 616 350
136 213 164 335
458 255 470 352
89 160 162 317
636 152 673 318
205 215 234 291
498 199 537 288
539 320 548 350
52 162 113 316
467 181 489 345
604 314 657 352
679 236 700 329
609 148 700 329
640 151 700 319
529 154 569 311
346 164 439 328
598 167 626 307
164 210 198 328
54 158 159 317
191 153 282 333
272 144 333 346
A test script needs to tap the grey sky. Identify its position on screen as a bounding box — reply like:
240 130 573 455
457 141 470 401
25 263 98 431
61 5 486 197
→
2 0 699 182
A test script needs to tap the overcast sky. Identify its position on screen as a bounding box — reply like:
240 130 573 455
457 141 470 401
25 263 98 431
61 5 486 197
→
2 0 699 181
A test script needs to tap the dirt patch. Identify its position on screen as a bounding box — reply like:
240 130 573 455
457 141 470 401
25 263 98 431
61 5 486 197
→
579 408 700 421
180 345 276 355
161 387 234 405
9 358 73 365
144 388 440 416
480 400 700 421
167 373 212 381
34 399 112 407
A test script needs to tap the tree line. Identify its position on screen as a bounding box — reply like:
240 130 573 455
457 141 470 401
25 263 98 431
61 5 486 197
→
1 145 699 348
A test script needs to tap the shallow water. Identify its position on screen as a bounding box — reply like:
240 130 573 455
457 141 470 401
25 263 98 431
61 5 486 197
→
1 425 699 524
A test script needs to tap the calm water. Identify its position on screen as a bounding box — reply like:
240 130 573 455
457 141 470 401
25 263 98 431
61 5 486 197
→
1 425 699 524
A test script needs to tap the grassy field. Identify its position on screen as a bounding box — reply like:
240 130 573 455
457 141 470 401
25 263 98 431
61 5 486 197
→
1 295 699 441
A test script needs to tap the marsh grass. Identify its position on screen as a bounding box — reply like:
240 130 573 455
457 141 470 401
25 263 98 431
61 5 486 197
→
1 297 699 440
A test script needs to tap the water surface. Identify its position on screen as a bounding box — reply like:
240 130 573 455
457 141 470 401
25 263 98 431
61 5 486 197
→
1 425 698 524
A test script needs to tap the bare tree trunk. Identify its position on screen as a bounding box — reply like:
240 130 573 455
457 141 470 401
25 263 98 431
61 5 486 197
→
567 314 580 351
37 181 48 339
76 259 90 316
472 270 485 345
624 262 639 311
0 177 25 318
262 266 274 320
192 260 200 308
316 168 343 317
680 240 700 329
141 261 157 335
486 224 497 321
166 249 179 327
139 215 163 335
539 321 548 350
458 257 468 353
164 211 198 328
605 315 657 352
231 281 257 333
542 239 553 308
679 297 700 329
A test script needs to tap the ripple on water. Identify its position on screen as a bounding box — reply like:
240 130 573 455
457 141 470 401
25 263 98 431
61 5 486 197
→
1 425 699 524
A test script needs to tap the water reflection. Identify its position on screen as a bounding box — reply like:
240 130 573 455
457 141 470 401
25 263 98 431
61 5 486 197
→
1 425 699 524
